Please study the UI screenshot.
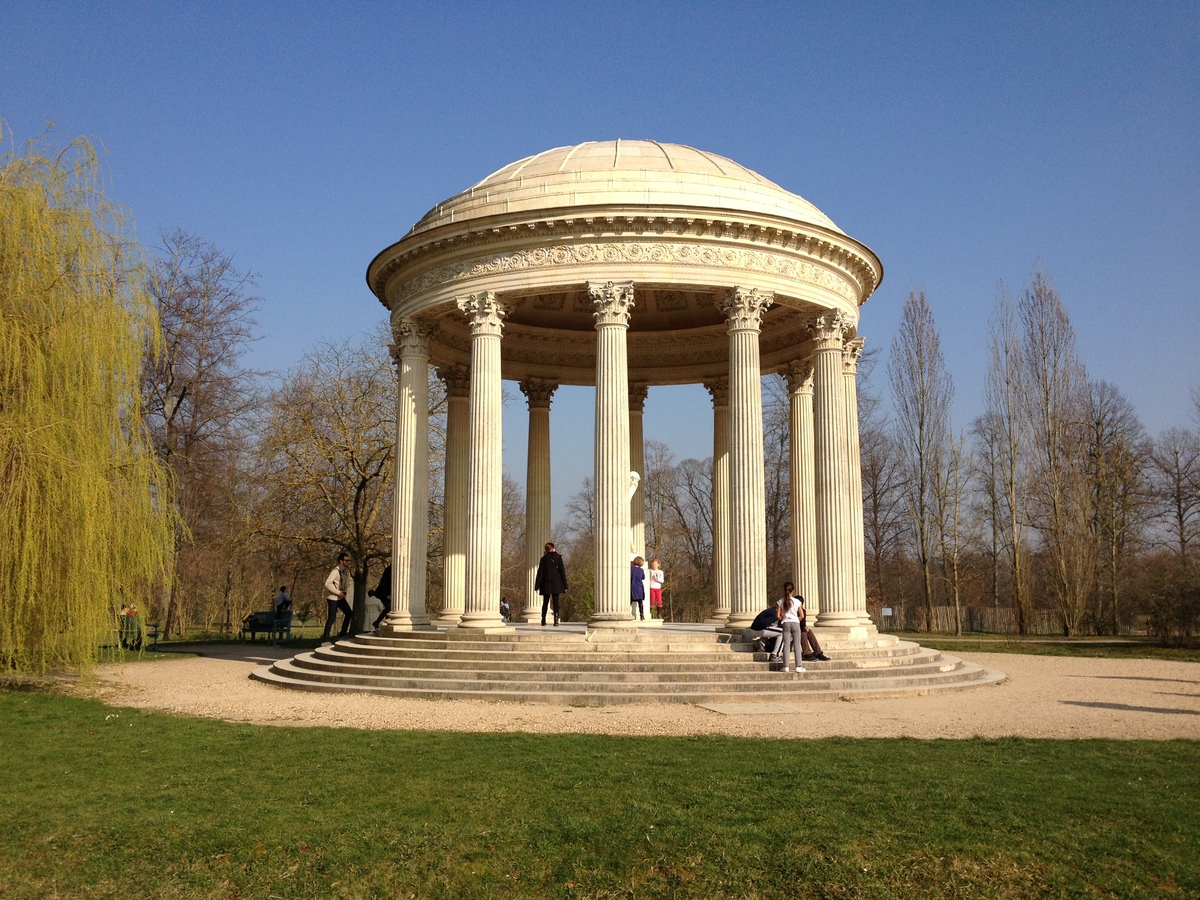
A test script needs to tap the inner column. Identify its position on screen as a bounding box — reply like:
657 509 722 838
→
704 378 731 624
810 311 857 631
843 337 873 629
588 280 636 629
457 292 507 632
435 364 469 626
721 287 772 631
520 378 557 624
787 359 819 616
385 318 434 631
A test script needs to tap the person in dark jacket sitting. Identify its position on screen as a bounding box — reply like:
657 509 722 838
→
748 606 783 656
534 542 568 626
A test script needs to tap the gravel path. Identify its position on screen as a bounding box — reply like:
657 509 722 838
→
84 645 1200 740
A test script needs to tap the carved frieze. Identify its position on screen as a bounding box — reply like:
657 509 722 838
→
397 239 858 306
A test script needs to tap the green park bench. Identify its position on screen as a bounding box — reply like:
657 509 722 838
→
239 611 293 642
117 615 161 650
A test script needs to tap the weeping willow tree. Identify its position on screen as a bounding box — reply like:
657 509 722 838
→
0 129 177 673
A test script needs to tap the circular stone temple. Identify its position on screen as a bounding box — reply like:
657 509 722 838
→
367 139 883 639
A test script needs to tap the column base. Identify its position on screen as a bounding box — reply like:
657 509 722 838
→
585 622 640 640
456 612 507 632
586 614 638 630
810 619 879 642
381 614 435 631
432 611 463 627
379 621 438 635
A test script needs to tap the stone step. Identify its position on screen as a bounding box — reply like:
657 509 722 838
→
251 659 1004 704
335 636 926 663
302 644 944 674
283 649 953 685
250 626 1003 705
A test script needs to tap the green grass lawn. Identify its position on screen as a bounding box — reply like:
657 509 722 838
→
1 689 1196 898
896 633 1200 663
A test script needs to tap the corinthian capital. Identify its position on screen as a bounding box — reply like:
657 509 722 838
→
842 337 866 375
704 377 729 407
807 310 848 350
436 364 471 398
390 317 436 363
784 359 815 395
719 287 773 331
519 378 559 410
588 280 635 326
457 291 507 336
628 382 649 412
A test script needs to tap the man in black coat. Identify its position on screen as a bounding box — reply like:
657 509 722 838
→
533 542 568 626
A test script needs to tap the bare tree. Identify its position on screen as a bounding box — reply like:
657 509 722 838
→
142 229 261 634
982 287 1032 633
888 290 953 629
1083 380 1150 633
1148 427 1200 561
1019 268 1095 636
933 431 974 634
251 331 396 632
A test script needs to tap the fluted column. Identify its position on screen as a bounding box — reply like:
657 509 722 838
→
721 287 773 630
457 292 507 631
810 312 858 630
520 378 558 624
386 318 435 631
786 359 819 616
589 280 636 628
629 383 649 558
843 337 871 626
435 364 470 626
704 378 731 624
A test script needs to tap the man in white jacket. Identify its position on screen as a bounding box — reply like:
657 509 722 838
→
322 552 353 642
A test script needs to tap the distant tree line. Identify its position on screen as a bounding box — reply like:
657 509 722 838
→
5 129 1196 674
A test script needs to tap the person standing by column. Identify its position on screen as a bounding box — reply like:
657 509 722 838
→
370 565 392 631
534 541 568 626
630 555 647 621
322 552 352 642
776 583 805 674
647 558 665 619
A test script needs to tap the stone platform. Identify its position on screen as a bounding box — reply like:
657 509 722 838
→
250 623 1004 704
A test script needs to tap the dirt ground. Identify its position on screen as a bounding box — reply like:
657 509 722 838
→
80 644 1200 740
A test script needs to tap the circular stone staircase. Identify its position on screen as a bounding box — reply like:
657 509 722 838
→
251 623 1004 704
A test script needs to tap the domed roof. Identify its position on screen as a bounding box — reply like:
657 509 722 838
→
408 140 843 237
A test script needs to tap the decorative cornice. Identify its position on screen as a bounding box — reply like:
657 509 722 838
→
719 287 774 331
785 359 815 395
456 291 507 336
588 280 635 327
519 378 559 409
436 364 471 397
392 237 861 307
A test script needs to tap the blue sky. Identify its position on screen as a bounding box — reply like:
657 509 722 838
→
4 2 1197 524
